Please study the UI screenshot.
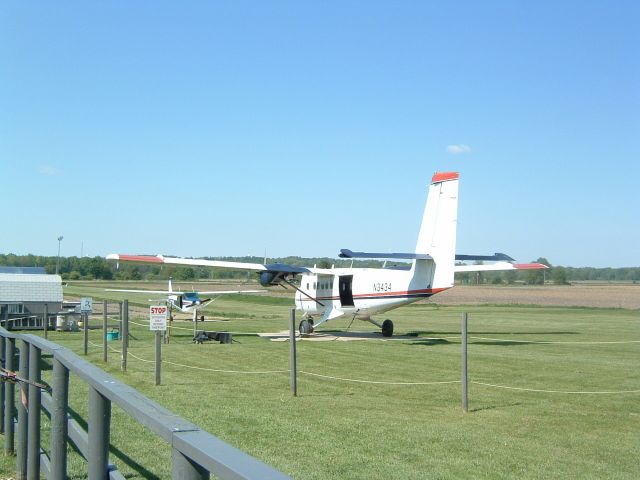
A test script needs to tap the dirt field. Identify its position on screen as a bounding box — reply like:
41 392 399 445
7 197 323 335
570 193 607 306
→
427 284 640 309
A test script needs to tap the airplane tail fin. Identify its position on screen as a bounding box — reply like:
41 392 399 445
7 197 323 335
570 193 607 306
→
414 172 459 289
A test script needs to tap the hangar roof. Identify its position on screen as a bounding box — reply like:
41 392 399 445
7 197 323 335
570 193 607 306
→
0 274 63 303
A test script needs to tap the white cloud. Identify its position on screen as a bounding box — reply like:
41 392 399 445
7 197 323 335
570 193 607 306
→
37 164 63 176
446 144 471 154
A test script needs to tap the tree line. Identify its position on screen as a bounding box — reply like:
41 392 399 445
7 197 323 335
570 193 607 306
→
1 253 638 284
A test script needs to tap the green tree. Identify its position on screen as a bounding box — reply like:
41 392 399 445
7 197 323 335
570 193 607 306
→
174 267 196 280
551 266 568 285
317 260 332 269
504 270 517 285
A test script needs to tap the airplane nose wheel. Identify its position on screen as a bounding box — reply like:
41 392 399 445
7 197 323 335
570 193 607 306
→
381 319 394 337
299 319 314 336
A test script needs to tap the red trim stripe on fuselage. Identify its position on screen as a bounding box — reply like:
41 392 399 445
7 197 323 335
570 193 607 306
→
299 287 450 302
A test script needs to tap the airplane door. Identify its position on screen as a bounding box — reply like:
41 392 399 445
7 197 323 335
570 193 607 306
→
339 275 355 307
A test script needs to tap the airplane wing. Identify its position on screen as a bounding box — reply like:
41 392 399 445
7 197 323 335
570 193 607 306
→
195 290 265 295
106 254 312 286
454 262 548 273
105 288 186 294
105 254 270 271
105 288 264 295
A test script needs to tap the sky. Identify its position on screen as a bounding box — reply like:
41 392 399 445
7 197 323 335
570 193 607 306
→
1 1 638 268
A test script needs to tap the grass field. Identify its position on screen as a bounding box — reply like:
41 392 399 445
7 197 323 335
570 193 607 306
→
1 283 639 479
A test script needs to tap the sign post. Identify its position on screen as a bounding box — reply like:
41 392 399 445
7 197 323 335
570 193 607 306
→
150 305 168 385
81 297 93 356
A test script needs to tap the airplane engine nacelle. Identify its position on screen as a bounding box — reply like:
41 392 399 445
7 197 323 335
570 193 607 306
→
259 271 279 287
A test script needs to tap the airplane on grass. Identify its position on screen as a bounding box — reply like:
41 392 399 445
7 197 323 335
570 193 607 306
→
105 278 263 322
107 172 546 337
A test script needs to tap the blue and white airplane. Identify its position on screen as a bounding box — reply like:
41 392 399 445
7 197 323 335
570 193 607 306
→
106 278 262 317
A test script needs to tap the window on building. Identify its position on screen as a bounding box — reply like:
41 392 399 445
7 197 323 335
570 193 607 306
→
8 304 24 314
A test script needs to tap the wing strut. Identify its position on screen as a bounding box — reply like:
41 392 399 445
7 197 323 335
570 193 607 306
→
281 278 325 307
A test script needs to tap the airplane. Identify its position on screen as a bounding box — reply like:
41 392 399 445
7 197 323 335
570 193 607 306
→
107 172 547 337
105 278 263 321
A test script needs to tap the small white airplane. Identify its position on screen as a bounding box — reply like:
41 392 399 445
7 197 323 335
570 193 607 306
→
105 278 263 320
107 172 546 336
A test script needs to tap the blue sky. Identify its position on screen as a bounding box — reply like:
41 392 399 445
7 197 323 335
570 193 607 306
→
1 1 638 268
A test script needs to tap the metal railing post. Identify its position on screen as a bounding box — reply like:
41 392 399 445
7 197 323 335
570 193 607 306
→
88 387 111 479
27 344 42 480
172 448 208 480
4 337 15 454
16 339 30 479
50 358 69 480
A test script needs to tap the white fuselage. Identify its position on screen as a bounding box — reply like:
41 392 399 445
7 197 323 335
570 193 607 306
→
294 261 449 322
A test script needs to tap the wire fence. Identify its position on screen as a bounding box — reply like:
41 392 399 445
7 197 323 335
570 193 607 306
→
86 326 639 395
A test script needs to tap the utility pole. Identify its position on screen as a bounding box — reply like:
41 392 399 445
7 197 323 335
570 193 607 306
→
55 236 64 275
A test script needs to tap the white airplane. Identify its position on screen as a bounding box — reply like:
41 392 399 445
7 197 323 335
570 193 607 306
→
105 278 263 320
107 172 546 336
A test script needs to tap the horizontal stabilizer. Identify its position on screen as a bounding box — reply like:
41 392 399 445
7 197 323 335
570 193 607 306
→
455 252 515 262
339 249 432 260
454 262 548 273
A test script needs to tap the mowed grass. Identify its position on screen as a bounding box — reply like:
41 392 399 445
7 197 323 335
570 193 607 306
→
2 284 639 479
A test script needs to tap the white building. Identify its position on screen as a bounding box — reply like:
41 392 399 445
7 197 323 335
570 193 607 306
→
0 273 63 324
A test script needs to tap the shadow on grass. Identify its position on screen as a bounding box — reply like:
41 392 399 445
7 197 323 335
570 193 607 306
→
408 330 580 336
469 402 523 413
297 392 356 398
471 340 541 346
64 406 161 480
406 338 451 346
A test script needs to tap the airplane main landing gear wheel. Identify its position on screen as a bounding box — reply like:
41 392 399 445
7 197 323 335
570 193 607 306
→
381 319 394 337
299 319 314 335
